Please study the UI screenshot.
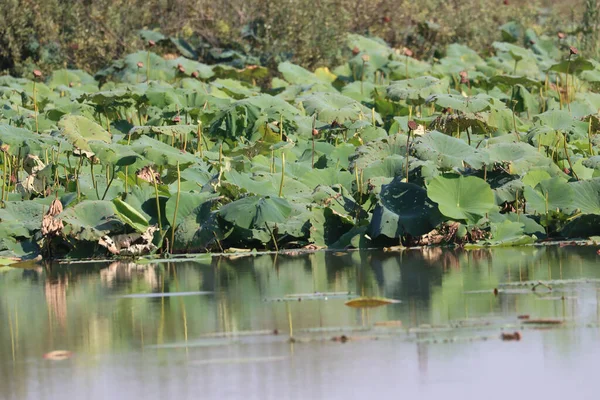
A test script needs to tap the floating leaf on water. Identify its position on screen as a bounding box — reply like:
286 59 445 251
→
344 296 400 308
43 350 73 361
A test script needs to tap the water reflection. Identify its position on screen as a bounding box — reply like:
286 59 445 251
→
1 246 600 399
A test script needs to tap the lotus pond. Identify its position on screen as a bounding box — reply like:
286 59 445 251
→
1 246 600 399
5 33 600 261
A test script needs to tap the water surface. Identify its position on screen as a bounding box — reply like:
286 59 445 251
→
1 247 600 399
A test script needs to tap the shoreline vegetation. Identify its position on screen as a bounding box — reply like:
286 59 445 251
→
3 4 600 263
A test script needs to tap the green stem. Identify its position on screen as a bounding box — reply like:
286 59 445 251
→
152 172 163 237
33 81 39 134
278 153 285 197
101 165 116 200
197 122 203 156
1 151 6 206
265 222 279 252
566 55 572 110
405 131 411 182
170 162 181 251
90 159 99 199
124 166 128 195
588 117 594 156
75 156 83 200
146 51 151 82
563 132 579 180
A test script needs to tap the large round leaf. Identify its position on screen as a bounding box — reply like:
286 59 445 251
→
386 77 448 103
427 174 496 223
413 131 486 170
371 178 443 239
218 196 292 229
567 179 600 214
298 92 382 124
523 177 574 215
58 115 111 153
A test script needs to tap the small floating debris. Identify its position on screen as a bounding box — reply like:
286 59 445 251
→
531 281 552 292
298 326 370 334
466 288 536 295
374 320 403 328
200 329 281 338
499 278 600 287
517 315 530 320
115 291 213 298
535 296 577 301
264 292 354 302
522 319 563 325
501 332 522 341
43 350 73 360
331 335 350 343
345 296 401 308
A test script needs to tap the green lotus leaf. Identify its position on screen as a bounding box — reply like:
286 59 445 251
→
425 93 492 113
298 92 382 124
413 130 487 170
58 115 111 154
371 178 443 239
112 197 149 232
218 196 293 230
427 174 496 223
566 179 600 214
523 177 574 215
386 76 448 103
548 57 594 74
61 200 124 241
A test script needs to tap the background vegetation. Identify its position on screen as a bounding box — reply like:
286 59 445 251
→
0 0 592 76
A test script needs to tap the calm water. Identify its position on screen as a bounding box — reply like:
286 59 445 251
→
1 247 600 399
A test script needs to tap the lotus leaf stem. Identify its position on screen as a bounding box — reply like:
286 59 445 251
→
152 172 163 237
265 222 279 252
279 153 285 197
195 122 202 156
101 165 116 200
170 162 181 251
563 132 579 180
90 159 99 199
588 117 594 156
33 81 39 134
1 151 6 206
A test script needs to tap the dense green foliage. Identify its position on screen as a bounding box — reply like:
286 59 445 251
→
3 23 600 261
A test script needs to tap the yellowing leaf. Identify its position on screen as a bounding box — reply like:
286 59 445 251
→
315 67 337 83
345 296 400 308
